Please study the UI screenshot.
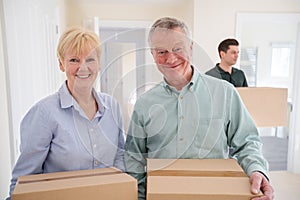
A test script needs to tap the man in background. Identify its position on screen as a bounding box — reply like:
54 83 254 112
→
205 38 248 87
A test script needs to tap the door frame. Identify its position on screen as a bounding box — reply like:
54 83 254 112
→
95 19 152 95
236 13 300 172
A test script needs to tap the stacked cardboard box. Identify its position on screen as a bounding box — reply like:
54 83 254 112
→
12 167 137 200
237 87 288 127
147 159 263 200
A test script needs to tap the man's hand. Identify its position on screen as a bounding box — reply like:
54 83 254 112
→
250 171 274 200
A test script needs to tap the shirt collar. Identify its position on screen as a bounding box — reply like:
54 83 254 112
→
59 81 73 109
190 66 198 86
162 65 197 94
59 81 108 115
92 89 108 115
232 67 238 73
216 63 237 74
216 63 226 74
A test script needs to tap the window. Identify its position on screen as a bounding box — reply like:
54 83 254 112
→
271 43 293 78
240 47 258 86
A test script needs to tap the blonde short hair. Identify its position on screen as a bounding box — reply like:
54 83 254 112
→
57 27 101 62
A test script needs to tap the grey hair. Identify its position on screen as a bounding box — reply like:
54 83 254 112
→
148 17 192 46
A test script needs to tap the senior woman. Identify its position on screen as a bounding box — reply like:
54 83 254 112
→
7 27 125 199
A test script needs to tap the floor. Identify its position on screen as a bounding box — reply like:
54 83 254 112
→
261 136 300 200
269 171 300 200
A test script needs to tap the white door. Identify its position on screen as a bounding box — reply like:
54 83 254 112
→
99 28 147 132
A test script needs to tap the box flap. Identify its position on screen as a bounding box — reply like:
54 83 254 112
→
147 159 246 177
17 167 121 184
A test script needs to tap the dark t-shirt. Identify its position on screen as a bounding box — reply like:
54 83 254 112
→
205 64 248 87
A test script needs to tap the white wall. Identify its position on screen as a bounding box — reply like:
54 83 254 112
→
0 0 12 198
65 0 300 73
194 0 300 72
237 14 298 97
3 0 65 160
1 0 65 198
193 2 300 173
288 24 300 173
65 0 194 28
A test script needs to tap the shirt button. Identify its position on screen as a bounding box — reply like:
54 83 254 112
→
180 96 183 99
179 116 184 120
94 160 99 166
179 137 183 141
93 144 97 148
90 128 94 133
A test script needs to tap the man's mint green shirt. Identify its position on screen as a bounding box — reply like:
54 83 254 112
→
125 68 268 200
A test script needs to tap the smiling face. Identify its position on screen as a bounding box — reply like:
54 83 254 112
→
59 46 100 94
57 27 101 94
150 27 193 84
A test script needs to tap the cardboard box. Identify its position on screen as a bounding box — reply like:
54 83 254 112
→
147 159 262 200
147 159 247 177
12 167 137 200
147 176 262 200
237 87 288 127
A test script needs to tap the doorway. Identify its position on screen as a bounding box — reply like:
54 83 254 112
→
99 27 148 132
236 13 300 171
